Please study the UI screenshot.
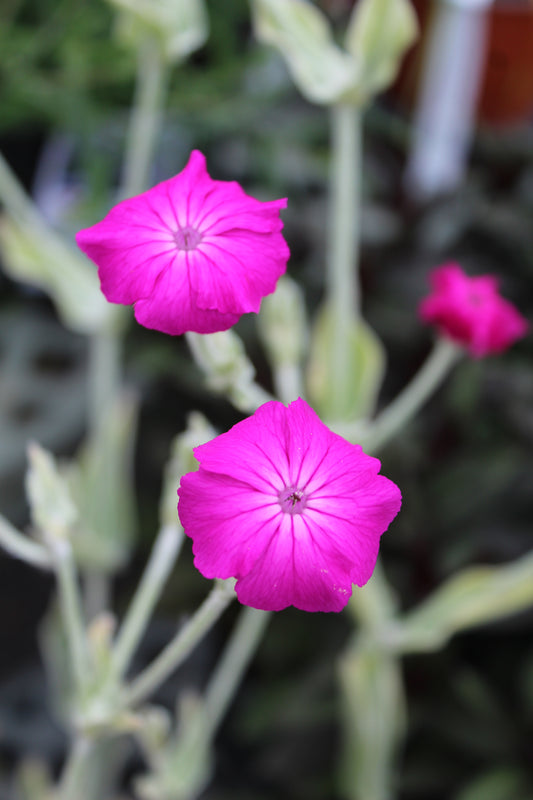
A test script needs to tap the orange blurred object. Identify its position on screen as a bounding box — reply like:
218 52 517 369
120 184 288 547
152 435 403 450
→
480 0 533 124
397 0 533 126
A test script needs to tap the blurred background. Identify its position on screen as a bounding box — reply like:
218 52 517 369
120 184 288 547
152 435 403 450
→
1 1 533 798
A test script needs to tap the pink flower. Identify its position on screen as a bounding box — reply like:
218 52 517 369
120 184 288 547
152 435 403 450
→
177 399 401 613
75 151 289 335
419 263 528 357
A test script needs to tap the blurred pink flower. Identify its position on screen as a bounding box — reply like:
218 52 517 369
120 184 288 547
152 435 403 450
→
76 151 289 335
178 398 401 613
419 263 528 357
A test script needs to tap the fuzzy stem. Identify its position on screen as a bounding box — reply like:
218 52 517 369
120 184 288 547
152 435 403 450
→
273 363 305 405
0 149 45 228
120 34 168 200
326 103 362 417
51 539 89 694
87 332 123 439
58 736 95 800
367 338 462 452
123 580 236 708
0 513 51 569
204 607 271 737
83 332 123 620
112 524 184 680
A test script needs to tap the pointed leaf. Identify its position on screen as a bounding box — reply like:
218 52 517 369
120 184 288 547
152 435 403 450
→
388 551 533 654
251 0 358 104
0 215 116 335
109 0 209 63
25 443 78 541
345 0 418 102
306 302 386 422
159 413 215 529
67 392 138 572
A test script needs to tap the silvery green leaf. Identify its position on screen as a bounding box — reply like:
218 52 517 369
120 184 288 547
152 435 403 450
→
159 413 215 529
135 693 213 800
14 757 55 800
454 768 528 800
0 216 115 335
186 330 273 413
67 393 138 572
251 0 358 105
25 443 78 541
347 561 398 628
386 550 533 654
306 302 386 422
338 642 406 800
109 0 209 63
345 0 418 102
258 275 308 368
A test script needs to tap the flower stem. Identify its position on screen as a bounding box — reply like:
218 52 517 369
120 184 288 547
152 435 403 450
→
0 513 51 569
112 524 184 680
87 331 123 439
326 103 362 417
0 149 45 229
123 580 236 708
273 363 305 405
366 338 462 452
51 539 89 694
58 735 95 800
83 332 124 620
120 34 168 200
203 607 271 737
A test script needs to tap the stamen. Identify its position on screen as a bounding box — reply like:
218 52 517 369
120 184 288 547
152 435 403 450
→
278 487 307 515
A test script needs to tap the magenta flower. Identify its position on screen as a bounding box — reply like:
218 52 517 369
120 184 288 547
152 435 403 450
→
76 151 289 335
177 399 401 613
419 263 528 357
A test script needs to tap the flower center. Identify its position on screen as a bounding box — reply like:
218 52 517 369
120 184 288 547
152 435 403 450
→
278 487 307 515
174 226 203 251
468 289 486 308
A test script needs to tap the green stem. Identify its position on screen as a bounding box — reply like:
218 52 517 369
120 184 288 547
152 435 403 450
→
0 513 51 569
204 607 271 737
366 338 462 452
0 149 66 253
120 34 168 200
51 539 89 694
231 381 276 413
112 524 184 680
348 560 397 632
83 570 111 623
83 332 123 619
87 332 123 438
185 331 276 413
58 736 95 800
123 580 236 708
273 363 304 405
327 103 362 417
0 150 44 228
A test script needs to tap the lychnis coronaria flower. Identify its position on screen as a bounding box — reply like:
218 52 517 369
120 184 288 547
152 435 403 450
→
419 263 528 357
178 399 401 613
76 151 289 335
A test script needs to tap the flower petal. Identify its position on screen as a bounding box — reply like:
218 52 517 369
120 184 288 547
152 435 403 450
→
235 513 354 612
133 254 240 335
178 469 281 578
420 263 528 357
195 231 289 314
